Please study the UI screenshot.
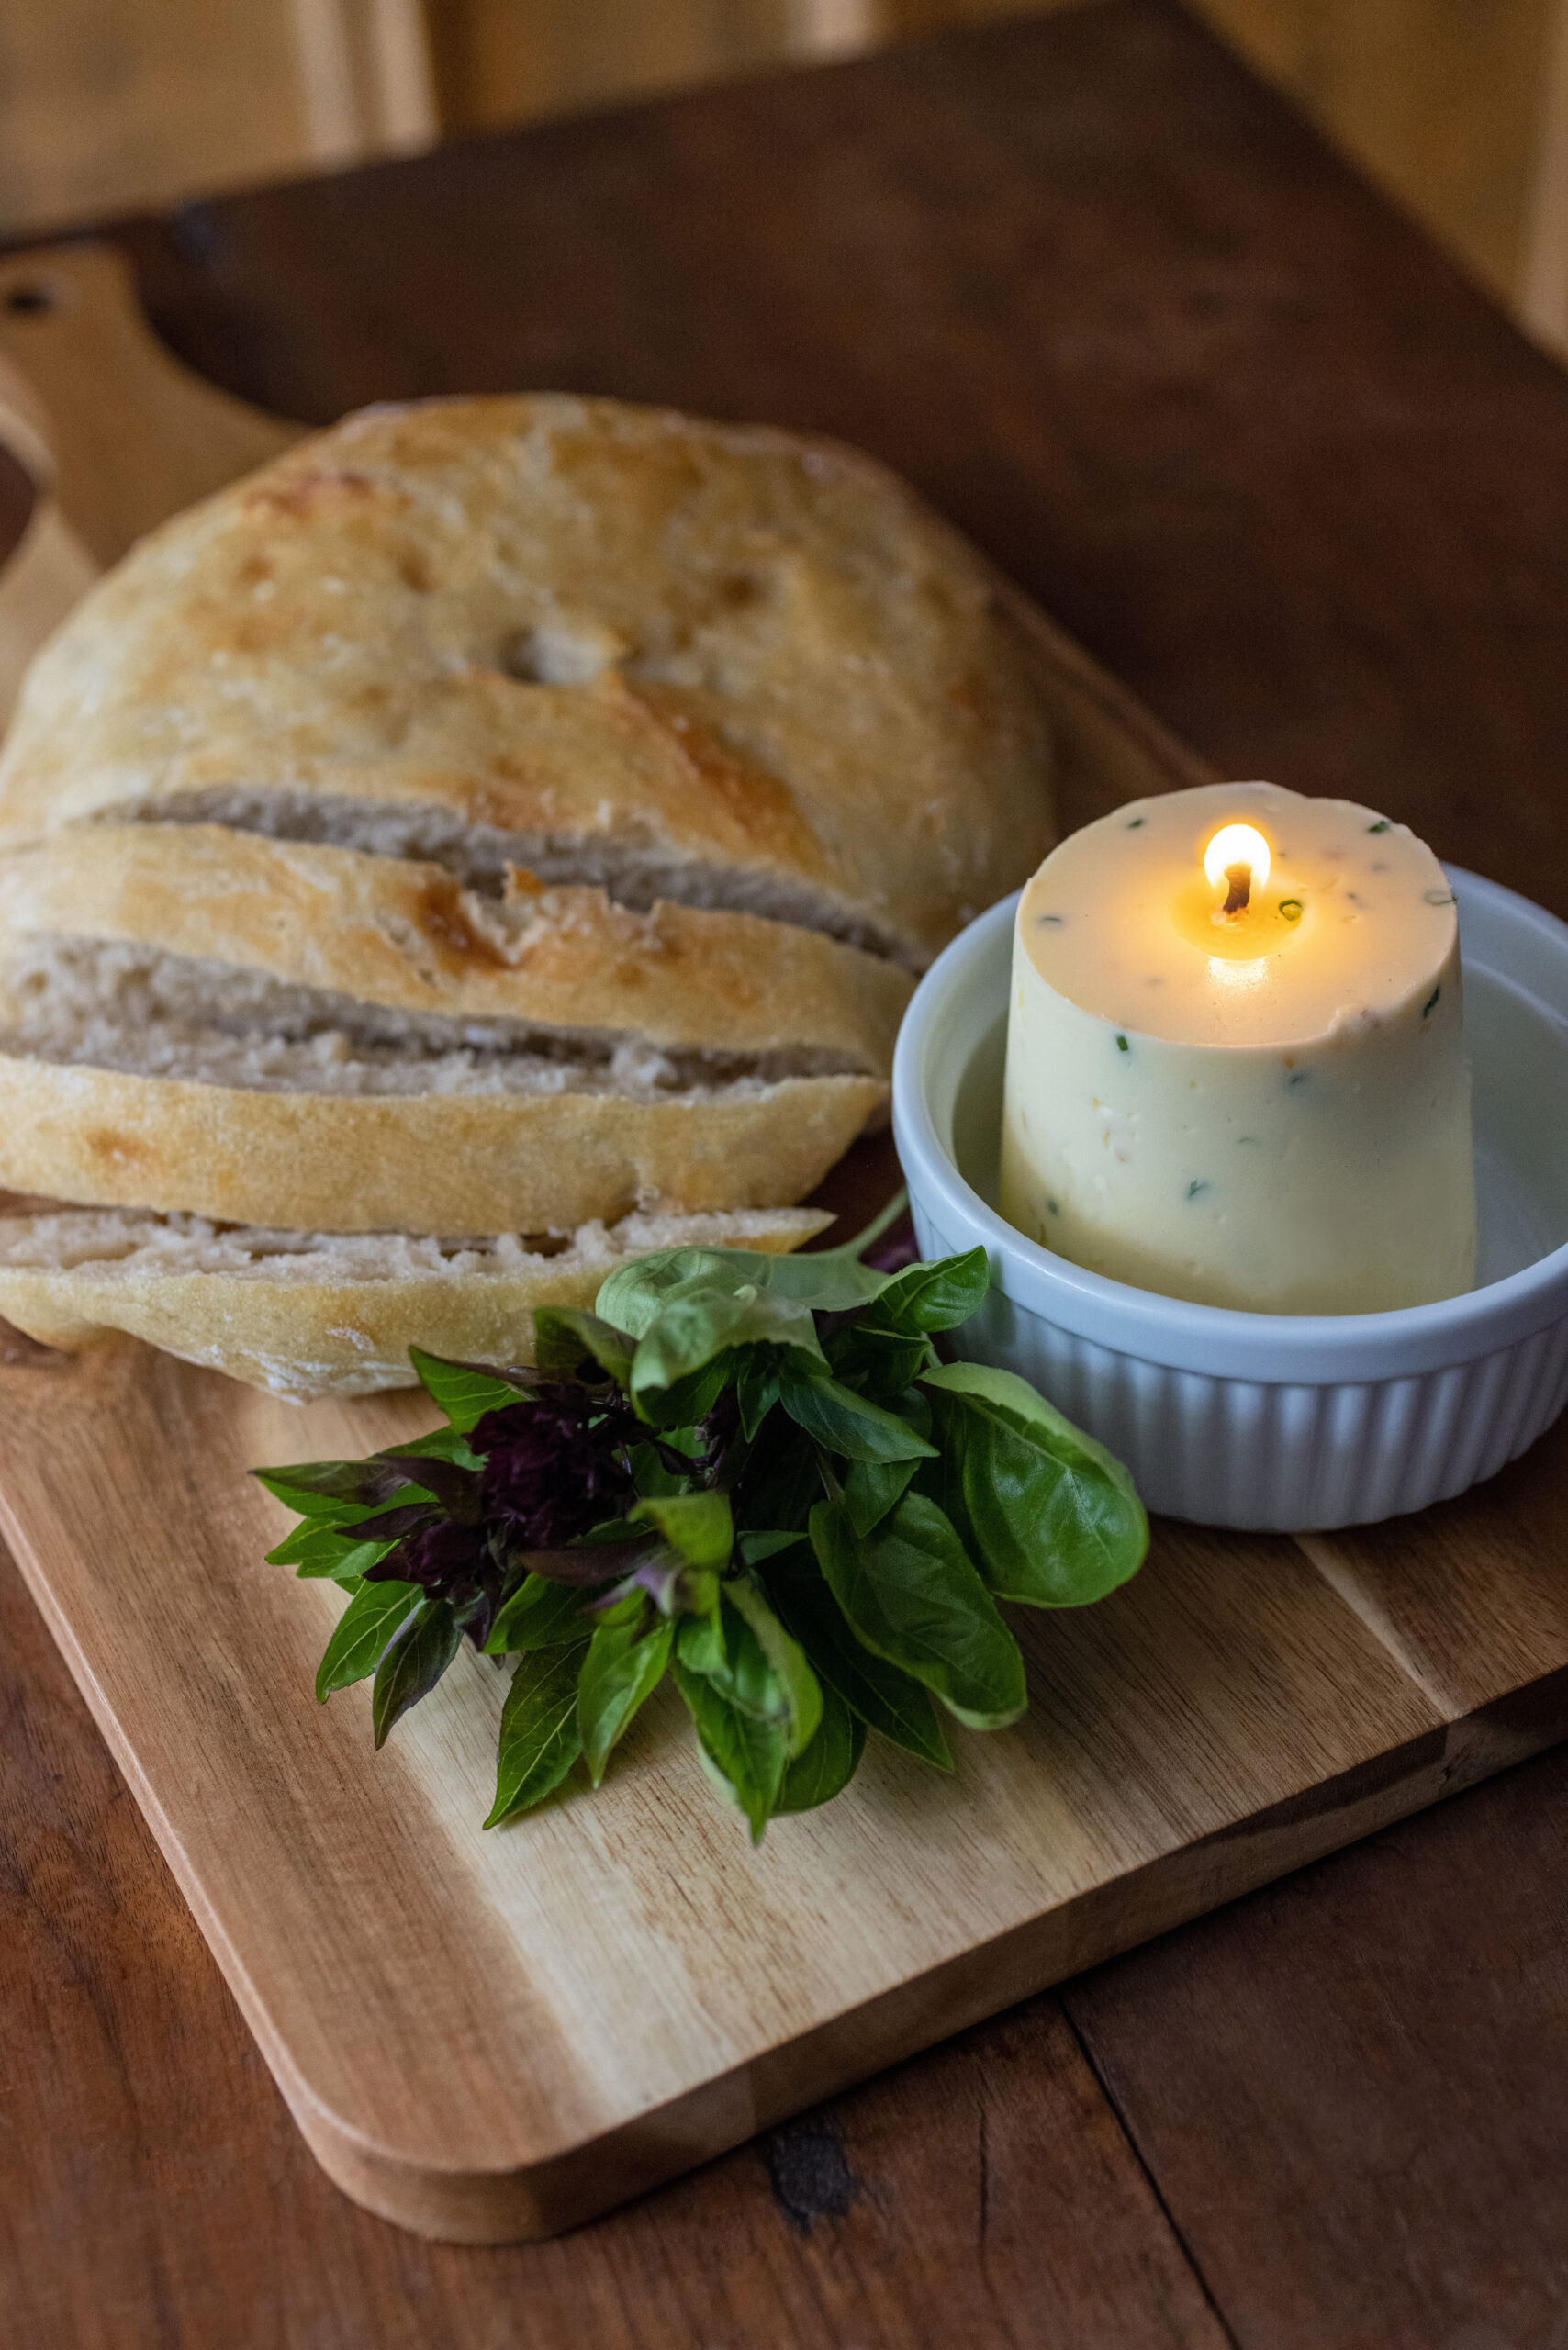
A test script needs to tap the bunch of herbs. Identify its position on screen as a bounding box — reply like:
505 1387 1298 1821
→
255 1205 1148 1840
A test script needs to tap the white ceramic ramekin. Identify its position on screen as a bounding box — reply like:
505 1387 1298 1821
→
892 867 1568 1529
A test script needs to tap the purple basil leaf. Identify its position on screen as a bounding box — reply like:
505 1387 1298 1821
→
348 1502 442 1545
370 1598 463 1747
378 1452 482 1521
252 1457 433 1520
519 1538 656 1587
475 1391 641 1549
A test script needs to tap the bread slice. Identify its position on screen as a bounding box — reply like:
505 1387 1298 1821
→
0 395 1056 966
0 822 912 1073
0 1203 831 1398
0 979 881 1232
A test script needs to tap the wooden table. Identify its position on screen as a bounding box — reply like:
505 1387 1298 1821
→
6 3 1568 2338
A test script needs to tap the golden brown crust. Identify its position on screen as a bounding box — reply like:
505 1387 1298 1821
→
0 1206 832 1398
0 1053 883 1234
0 395 1055 960
0 824 912 1071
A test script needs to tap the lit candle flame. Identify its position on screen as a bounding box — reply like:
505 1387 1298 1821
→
1204 822 1271 914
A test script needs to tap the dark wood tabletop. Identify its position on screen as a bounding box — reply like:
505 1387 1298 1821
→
6 4 1568 2341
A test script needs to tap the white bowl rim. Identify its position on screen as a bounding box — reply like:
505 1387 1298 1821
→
892 864 1568 1386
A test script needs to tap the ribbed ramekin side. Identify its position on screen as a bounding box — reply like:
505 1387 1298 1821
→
911 1203 1568 1529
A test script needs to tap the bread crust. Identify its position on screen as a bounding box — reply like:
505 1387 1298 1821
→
0 1206 832 1398
0 1053 883 1233
0 823 911 1071
0 395 1055 962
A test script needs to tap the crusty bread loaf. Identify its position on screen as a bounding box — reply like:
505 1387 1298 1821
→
0 395 1055 967
0 1204 831 1397
0 394 1051 1393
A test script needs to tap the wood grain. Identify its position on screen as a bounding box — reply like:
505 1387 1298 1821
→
0 1526 1232 2348
1063 1740 1568 2349
0 1329 1532 2240
1300 1404 1568 1776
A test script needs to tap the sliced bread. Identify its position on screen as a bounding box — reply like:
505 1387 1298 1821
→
0 1203 831 1397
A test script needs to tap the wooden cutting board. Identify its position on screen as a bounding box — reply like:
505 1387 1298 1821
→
0 241 1564 2244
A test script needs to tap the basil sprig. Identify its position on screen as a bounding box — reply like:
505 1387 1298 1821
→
254 1203 1148 1841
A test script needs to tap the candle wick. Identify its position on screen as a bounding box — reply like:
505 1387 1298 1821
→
1223 861 1252 915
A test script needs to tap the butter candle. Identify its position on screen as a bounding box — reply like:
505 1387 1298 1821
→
998 781 1476 1314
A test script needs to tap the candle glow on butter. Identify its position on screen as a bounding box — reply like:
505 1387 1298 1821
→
998 782 1477 1315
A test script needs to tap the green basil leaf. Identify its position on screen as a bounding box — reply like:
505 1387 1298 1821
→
627 1282 823 1407
252 1459 440 1523
776 1684 867 1814
486 1572 594 1653
598 1248 739 1337
674 1658 788 1841
381 1425 487 1471
671 1590 817 1796
865 1248 989 1336
808 1493 1026 1730
725 1578 823 1759
598 1246 881 1343
922 1361 1148 1606
487 1641 588 1826
778 1366 937 1464
769 1562 952 1770
315 1577 420 1699
591 1590 644 1628
637 1559 723 1619
371 1596 463 1747
632 1489 734 1572
676 1605 726 1679
409 1348 532 1432
577 1605 675 1785
627 1431 701 1495
739 1528 808 1566
735 1348 782 1439
842 1455 920 1539
305 1539 399 1583
532 1306 635 1387
266 1520 396 1578
824 1321 934 1398
674 1600 786 1727
632 1352 738 1432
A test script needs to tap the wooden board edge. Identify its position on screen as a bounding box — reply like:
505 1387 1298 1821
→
183 1699 1566 2243
7 1405 1562 2247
